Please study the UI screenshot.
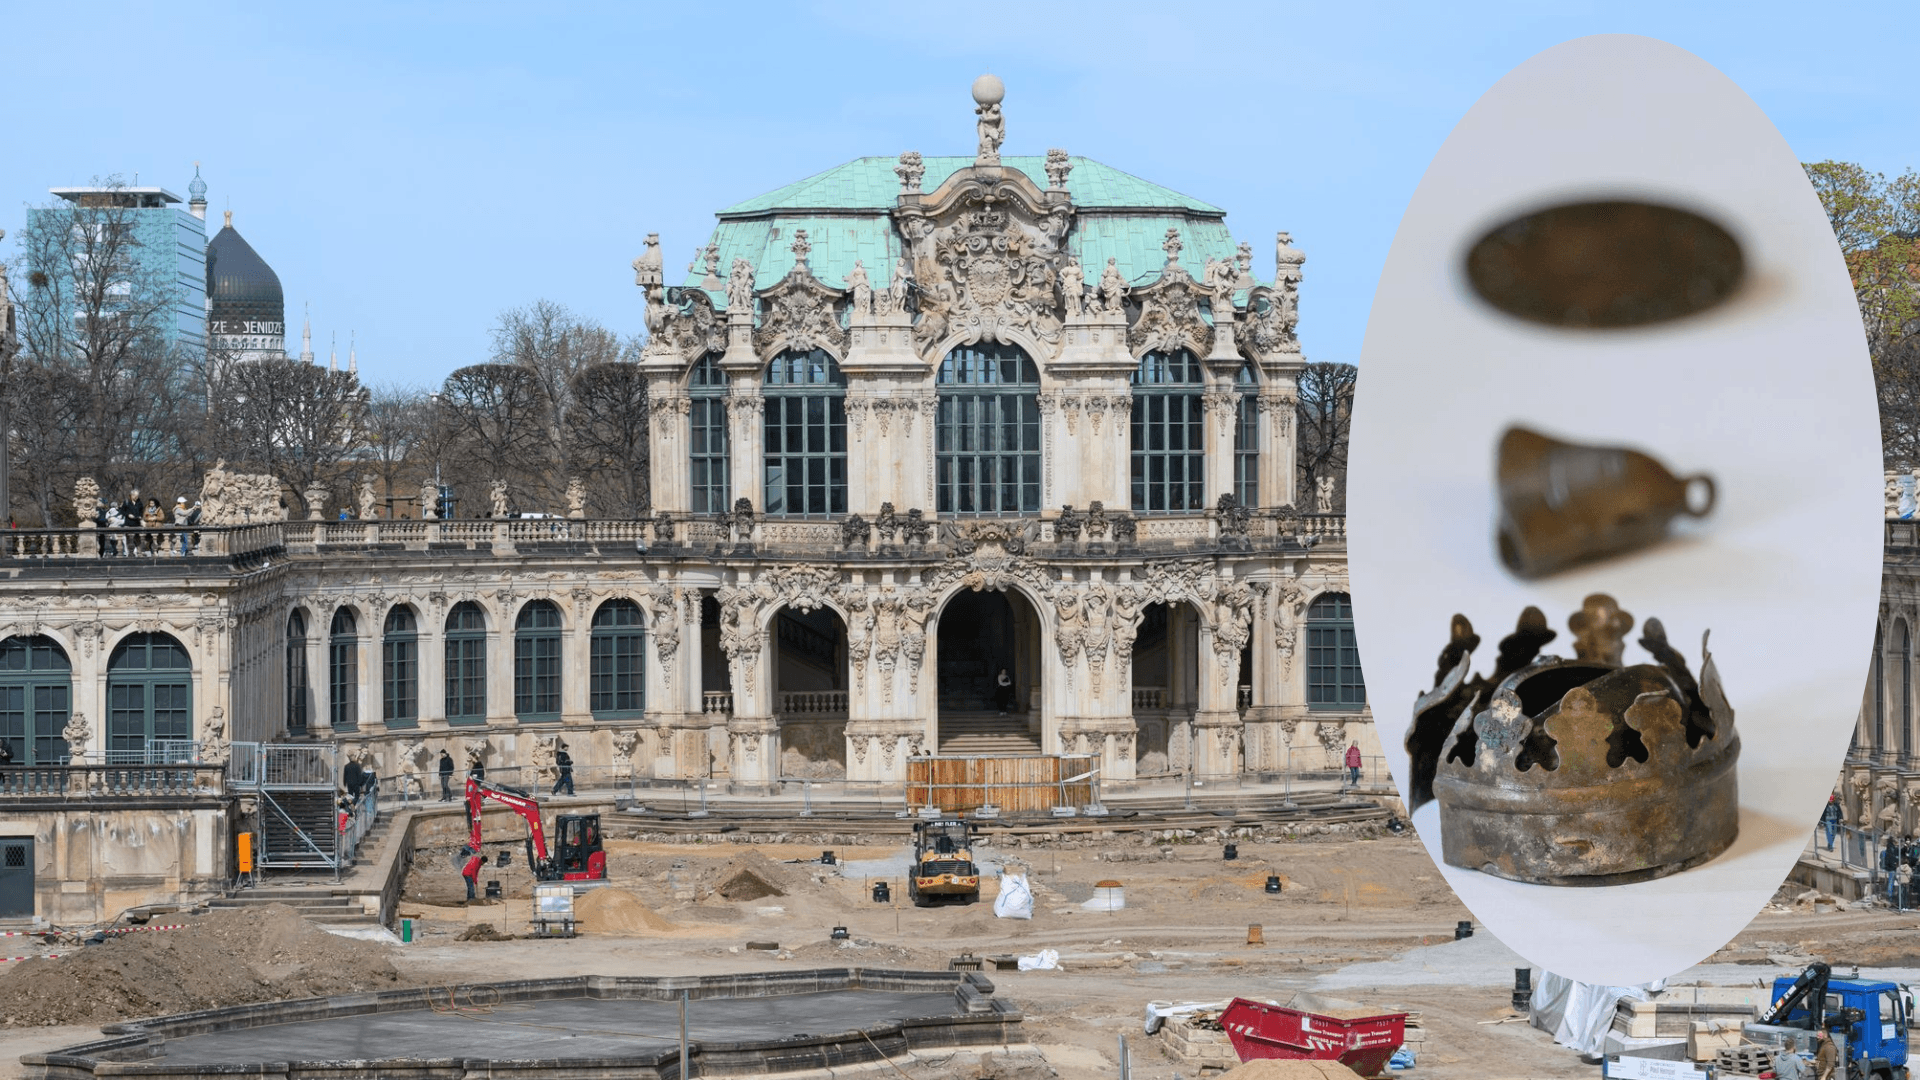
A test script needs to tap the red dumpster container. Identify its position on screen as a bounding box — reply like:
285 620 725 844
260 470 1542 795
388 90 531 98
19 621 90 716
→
1219 997 1408 1077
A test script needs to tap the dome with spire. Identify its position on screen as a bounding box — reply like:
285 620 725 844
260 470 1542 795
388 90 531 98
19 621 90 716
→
206 213 287 358
187 163 207 202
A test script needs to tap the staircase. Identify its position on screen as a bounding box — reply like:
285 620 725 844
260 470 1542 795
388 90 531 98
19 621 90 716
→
938 712 1043 755
209 888 371 926
257 789 340 869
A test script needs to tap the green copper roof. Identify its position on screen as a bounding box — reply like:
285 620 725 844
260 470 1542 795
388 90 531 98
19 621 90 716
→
685 159 1248 302
718 155 1224 216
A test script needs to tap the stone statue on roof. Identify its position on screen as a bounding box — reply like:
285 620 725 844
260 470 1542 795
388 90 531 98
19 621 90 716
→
1098 258 1127 315
1061 256 1086 317
886 259 911 314
632 233 663 287
972 75 1006 166
847 261 873 316
1205 257 1238 319
726 259 756 315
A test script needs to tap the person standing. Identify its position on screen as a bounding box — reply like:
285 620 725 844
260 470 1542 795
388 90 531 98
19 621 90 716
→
141 497 164 556
1345 742 1363 787
470 756 485 783
0 738 14 766
993 668 1015 715
1811 1029 1838 1080
552 741 574 796
461 844 484 903
172 497 192 555
1883 837 1903 909
1821 795 1843 851
438 750 456 801
1773 1036 1809 1080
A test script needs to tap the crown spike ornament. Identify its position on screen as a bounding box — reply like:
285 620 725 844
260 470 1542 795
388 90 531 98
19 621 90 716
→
1406 594 1738 887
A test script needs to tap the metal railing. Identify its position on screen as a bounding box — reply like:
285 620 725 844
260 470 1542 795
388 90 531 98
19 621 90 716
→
227 742 338 789
102 740 201 766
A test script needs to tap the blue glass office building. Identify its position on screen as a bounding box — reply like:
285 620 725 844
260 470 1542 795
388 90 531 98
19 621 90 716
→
29 185 208 356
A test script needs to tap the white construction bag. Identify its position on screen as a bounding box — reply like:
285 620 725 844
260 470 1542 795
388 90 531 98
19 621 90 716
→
993 872 1033 919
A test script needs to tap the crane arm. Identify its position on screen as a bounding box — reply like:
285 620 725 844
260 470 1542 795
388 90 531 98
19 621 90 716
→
463 777 552 863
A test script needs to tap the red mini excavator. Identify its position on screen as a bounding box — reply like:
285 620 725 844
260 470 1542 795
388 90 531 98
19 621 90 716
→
464 777 606 882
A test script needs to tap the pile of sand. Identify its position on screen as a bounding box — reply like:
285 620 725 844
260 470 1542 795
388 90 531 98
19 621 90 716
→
0 904 413 1027
697 850 805 902
455 923 515 942
576 888 677 935
1219 1060 1363 1080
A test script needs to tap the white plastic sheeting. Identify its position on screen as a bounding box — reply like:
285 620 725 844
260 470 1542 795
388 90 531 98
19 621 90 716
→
1529 971 1664 1057
1143 1000 1230 1035
1083 884 1125 911
993 873 1033 919
1017 948 1061 970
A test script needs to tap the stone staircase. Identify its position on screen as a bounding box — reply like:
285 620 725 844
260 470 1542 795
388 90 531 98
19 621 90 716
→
938 712 1043 755
209 888 372 926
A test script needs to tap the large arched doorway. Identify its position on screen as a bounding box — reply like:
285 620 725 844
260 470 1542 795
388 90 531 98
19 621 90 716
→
773 605 849 778
936 589 1042 753
1129 601 1200 776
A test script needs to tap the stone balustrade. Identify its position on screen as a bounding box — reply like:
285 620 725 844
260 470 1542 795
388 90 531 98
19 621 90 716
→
780 690 850 715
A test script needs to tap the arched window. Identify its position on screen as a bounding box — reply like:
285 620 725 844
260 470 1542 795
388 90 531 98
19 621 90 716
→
515 600 563 721
936 342 1041 513
1306 593 1366 709
690 353 731 514
0 636 72 765
383 606 419 728
329 609 359 732
764 348 846 516
591 599 647 718
445 603 488 725
1874 623 1887 755
1902 620 1913 762
1234 362 1259 507
1130 348 1205 512
106 633 191 762
286 611 309 736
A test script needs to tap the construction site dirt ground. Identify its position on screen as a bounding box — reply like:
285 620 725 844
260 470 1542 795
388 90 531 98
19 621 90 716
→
2 829 1904 1079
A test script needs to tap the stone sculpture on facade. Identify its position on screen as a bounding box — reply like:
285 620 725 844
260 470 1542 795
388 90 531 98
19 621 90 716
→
1085 501 1108 540
356 477 376 520
1045 148 1072 190
201 706 229 765
566 477 587 519
895 151 925 194
885 259 911 315
875 503 900 544
1060 256 1086 317
1315 475 1336 513
726 259 756 315
62 712 90 763
752 232 848 358
420 480 438 520
1098 258 1128 314
632 233 664 287
489 480 509 519
531 735 559 788
73 477 100 527
1056 504 1083 542
972 75 1006 165
199 461 284 524
903 509 932 546
847 260 873 316
841 513 871 547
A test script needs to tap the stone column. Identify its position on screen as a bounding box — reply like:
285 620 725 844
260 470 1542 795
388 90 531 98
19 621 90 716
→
419 614 446 730
562 590 594 728
486 615 516 728
1203 388 1240 507
642 372 690 515
726 390 764 514
70 629 103 762
1190 616 1244 781
1258 381 1299 510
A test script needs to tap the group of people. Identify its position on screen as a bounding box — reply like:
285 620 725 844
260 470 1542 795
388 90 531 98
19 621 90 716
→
1771 1031 1839 1080
91 488 203 557
1879 834 1920 909
434 743 575 802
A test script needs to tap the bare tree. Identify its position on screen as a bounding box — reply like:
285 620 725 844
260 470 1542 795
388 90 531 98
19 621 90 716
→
210 358 370 515
8 176 194 505
362 385 435 516
437 363 555 510
4 364 87 525
1296 361 1357 511
489 299 626 449
566 361 651 517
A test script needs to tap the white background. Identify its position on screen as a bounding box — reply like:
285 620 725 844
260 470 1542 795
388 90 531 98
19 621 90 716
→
1346 35 1883 986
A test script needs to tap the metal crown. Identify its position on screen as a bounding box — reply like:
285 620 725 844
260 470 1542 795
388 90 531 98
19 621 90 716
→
1406 594 1738 887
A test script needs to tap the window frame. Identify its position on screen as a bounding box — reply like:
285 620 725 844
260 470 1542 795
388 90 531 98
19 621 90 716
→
444 603 488 725
762 347 847 518
0 635 73 766
936 342 1042 514
689 353 731 515
1130 348 1206 513
1305 593 1367 710
514 600 563 722
105 632 193 762
286 610 309 736
1234 362 1259 508
382 606 420 728
590 599 647 719
328 608 359 732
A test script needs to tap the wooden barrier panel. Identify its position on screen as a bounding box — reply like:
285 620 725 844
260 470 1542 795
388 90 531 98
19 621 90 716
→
907 755 1094 814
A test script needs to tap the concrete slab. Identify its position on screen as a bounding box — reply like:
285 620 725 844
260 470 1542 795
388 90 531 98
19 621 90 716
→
157 989 959 1066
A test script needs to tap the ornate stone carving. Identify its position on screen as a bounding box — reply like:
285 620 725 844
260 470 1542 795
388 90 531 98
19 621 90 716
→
726 258 756 315
1215 493 1251 538
73 477 100 525
1204 257 1239 322
62 711 91 761
875 503 900 544
847 260 873 316
1060 256 1086 317
612 729 642 774
463 739 490 770
653 284 728 361
731 497 755 536
1315 719 1346 767
903 509 932 546
1315 475 1336 513
1275 230 1306 282
1056 505 1083 542
974 82 1005 165
641 586 682 687
1242 281 1300 360
1044 148 1072 190
531 735 559 787
896 167 1072 354
566 477 587 519
201 460 284 524
1098 258 1127 315
356 477 376 520
841 514 871 547
895 151 925 194
420 479 439 520
489 480 509 519
652 511 676 542
1085 501 1108 541
752 234 849 358
1127 251 1216 358
632 233 664 287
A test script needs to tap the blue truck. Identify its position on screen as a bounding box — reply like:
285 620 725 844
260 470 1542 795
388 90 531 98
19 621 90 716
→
1602 963 1909 1079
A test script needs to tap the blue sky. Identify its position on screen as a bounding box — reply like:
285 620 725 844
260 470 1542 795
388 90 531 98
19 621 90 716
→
2 2 1914 390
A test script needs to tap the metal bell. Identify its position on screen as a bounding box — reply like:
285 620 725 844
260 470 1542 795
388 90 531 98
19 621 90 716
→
1496 426 1714 578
